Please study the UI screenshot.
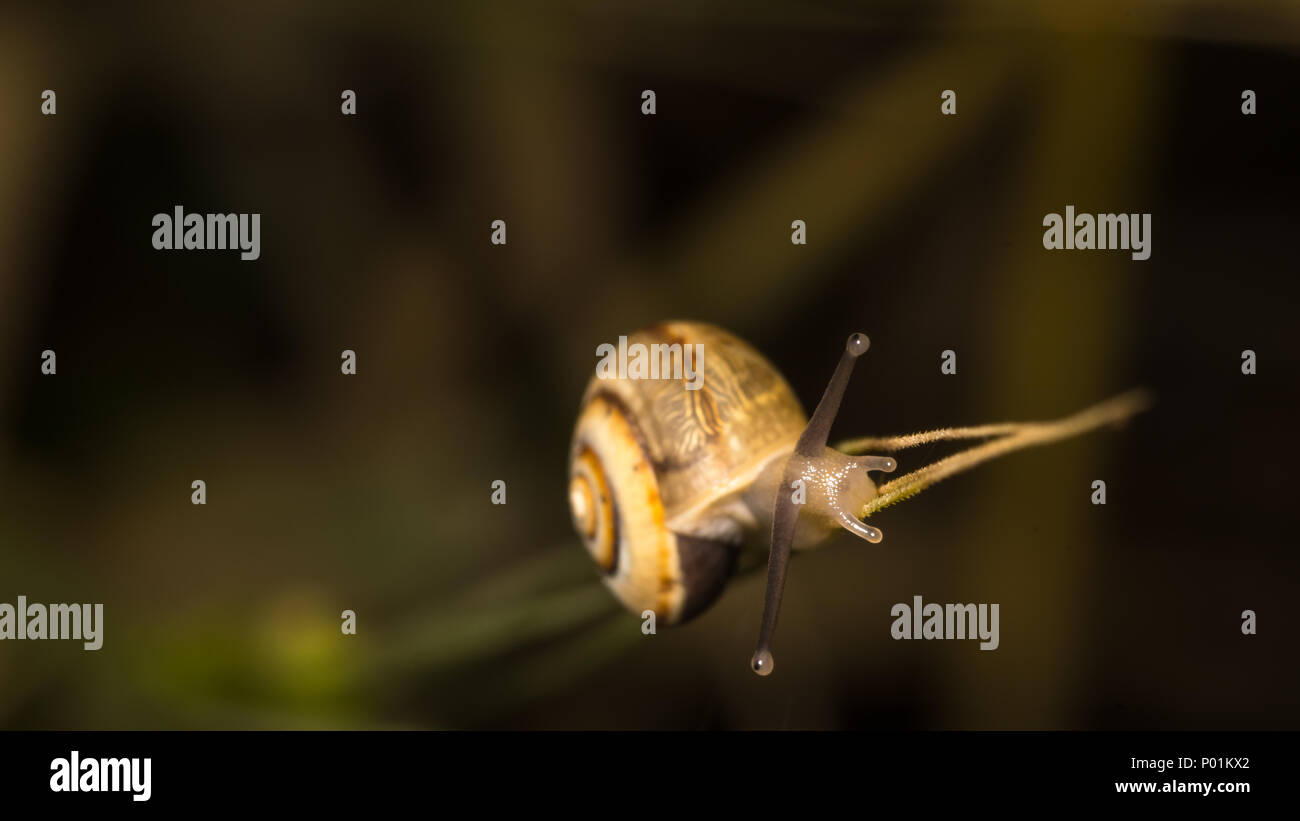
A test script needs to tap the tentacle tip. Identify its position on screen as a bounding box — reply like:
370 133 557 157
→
862 456 896 473
750 648 774 676
837 509 884 544
845 333 870 358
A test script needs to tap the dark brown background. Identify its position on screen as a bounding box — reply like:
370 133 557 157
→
0 1 1296 729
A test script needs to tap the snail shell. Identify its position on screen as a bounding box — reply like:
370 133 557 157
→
567 321 807 625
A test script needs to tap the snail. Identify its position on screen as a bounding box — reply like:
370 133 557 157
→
567 321 1150 676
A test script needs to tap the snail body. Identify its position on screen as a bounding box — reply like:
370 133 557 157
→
567 321 894 656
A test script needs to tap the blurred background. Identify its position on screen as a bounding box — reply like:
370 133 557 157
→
0 0 1297 729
